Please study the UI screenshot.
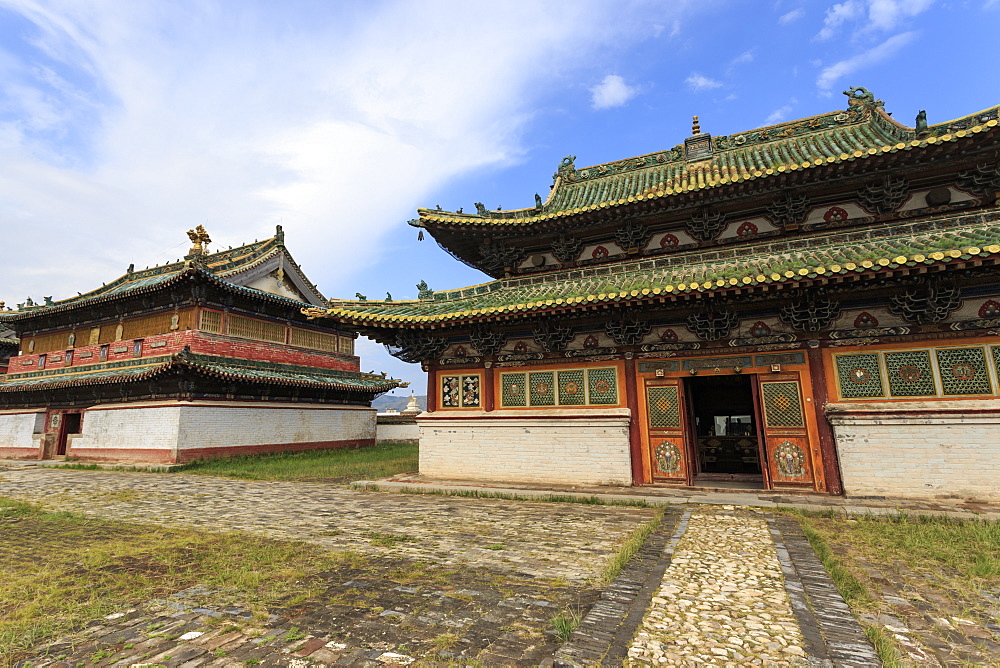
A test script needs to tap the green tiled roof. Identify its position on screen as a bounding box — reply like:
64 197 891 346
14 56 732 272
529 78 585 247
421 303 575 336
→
0 263 310 324
0 231 323 322
321 209 1000 327
0 352 399 393
414 90 1000 228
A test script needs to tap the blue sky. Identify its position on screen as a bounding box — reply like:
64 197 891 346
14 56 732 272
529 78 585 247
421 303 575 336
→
1 0 999 391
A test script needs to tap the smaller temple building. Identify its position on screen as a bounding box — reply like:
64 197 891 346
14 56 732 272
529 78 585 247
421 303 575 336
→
0 226 399 463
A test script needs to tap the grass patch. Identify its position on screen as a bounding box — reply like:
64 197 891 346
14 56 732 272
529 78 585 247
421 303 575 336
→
551 607 582 642
173 441 418 483
798 521 871 607
0 496 357 666
796 510 1000 587
363 531 415 547
600 508 665 585
793 510 1000 666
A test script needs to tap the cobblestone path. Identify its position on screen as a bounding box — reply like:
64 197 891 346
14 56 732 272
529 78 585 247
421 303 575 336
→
625 507 808 666
0 468 654 582
3 470 883 666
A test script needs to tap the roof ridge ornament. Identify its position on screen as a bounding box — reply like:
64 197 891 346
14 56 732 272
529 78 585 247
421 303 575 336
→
692 115 701 135
843 86 884 110
186 225 211 256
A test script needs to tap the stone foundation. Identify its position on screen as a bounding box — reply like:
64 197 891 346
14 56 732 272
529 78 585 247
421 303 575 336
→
417 408 632 485
827 399 1000 500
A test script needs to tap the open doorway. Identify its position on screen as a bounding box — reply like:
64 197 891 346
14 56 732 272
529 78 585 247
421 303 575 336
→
685 375 763 484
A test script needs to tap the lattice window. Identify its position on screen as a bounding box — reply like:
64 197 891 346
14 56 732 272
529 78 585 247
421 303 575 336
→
647 386 681 428
200 310 223 334
501 372 527 407
289 328 339 352
761 381 804 428
935 347 993 396
835 353 884 399
338 336 354 355
529 371 556 406
122 313 176 340
587 367 619 405
885 350 937 397
228 315 286 344
441 376 461 408
557 369 586 406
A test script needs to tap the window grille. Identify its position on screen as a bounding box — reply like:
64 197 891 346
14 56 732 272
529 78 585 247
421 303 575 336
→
228 315 286 344
290 328 339 352
199 310 223 333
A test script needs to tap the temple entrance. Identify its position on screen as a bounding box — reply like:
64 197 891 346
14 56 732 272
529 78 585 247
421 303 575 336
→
684 375 764 485
641 366 821 491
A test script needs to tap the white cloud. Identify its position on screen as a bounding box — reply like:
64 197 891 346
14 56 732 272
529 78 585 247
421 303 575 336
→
0 0 696 305
685 72 723 91
779 8 806 24
817 0 933 39
816 31 917 89
590 74 638 109
731 50 754 65
765 105 794 124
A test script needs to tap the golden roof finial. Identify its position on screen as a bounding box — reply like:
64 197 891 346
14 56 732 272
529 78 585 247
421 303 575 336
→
692 115 701 135
186 225 212 256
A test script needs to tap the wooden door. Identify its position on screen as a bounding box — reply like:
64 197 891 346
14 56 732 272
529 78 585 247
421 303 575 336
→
643 378 691 484
757 374 816 488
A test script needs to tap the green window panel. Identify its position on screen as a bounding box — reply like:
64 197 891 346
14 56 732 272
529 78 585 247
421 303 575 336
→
936 348 993 396
441 376 461 408
647 386 681 428
587 367 619 405
885 350 937 397
557 369 586 406
528 371 555 406
835 353 884 399
761 381 804 428
500 372 526 407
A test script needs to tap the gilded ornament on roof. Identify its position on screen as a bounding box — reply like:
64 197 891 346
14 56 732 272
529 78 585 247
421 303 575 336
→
186 225 211 256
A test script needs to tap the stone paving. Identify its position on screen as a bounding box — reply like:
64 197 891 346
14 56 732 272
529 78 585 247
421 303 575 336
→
0 468 655 583
0 467 912 666
625 507 809 666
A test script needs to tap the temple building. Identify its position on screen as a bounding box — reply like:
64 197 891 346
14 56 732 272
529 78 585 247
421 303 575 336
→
312 87 1000 499
0 226 398 463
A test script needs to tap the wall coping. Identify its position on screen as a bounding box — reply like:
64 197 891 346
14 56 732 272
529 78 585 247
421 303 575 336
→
417 407 631 421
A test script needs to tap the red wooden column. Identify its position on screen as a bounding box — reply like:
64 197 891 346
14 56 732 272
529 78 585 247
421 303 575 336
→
624 356 644 485
483 364 495 412
425 366 437 413
807 347 844 495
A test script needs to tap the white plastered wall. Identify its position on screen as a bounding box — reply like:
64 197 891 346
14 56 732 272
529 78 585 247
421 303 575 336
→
69 405 182 455
0 410 44 450
418 408 632 485
174 403 375 450
827 400 1000 500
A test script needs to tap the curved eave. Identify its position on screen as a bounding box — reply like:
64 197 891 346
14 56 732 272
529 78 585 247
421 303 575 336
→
312 243 1000 330
0 356 400 394
418 119 999 231
183 361 400 394
3 266 314 322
